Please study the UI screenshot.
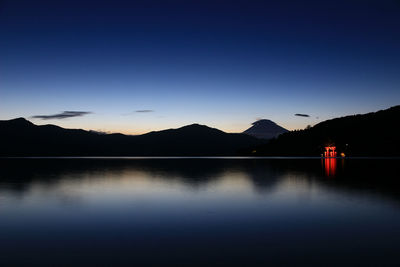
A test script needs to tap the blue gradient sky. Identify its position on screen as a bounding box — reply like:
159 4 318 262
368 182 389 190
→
1 0 399 134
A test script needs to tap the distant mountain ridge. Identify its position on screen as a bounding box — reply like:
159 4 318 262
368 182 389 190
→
249 105 400 156
243 119 288 139
2 106 399 157
0 119 263 156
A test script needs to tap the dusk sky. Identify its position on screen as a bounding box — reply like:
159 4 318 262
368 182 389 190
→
1 0 399 134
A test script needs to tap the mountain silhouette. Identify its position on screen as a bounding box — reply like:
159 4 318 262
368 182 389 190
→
243 119 288 139
0 119 263 156
249 105 400 156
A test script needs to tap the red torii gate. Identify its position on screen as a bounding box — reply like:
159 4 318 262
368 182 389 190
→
324 146 337 157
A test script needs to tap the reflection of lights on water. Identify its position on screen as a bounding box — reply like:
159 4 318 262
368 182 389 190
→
322 157 337 177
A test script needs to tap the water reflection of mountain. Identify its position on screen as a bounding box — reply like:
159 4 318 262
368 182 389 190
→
319 159 400 203
0 158 399 203
0 158 283 192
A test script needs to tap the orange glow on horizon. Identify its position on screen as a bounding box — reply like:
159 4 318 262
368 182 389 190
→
32 118 306 136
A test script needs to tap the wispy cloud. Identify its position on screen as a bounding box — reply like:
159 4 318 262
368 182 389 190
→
295 113 310 117
32 111 92 120
135 110 154 113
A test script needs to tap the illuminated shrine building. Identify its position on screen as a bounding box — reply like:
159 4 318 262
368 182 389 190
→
324 146 337 157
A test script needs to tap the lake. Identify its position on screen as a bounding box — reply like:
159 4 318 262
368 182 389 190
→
1 158 400 266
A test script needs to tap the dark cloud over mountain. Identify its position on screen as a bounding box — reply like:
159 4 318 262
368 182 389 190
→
32 111 91 120
295 113 310 117
136 110 154 113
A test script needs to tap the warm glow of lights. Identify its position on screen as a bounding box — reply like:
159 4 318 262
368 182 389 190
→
323 146 337 157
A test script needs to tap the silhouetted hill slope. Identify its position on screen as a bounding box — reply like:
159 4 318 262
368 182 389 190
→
250 106 400 156
0 119 263 156
243 119 288 139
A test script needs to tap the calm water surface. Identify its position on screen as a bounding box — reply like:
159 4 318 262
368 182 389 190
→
0 158 400 266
